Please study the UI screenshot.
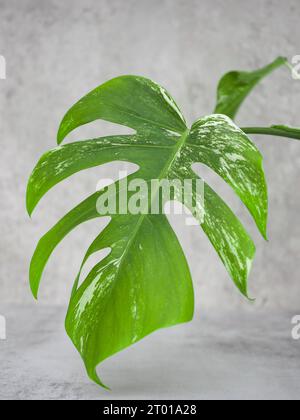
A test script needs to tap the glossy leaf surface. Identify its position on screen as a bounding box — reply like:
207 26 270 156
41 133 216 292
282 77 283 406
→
214 57 287 119
28 61 299 388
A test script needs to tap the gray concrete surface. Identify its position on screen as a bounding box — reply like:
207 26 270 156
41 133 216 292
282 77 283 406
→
0 305 300 400
0 0 300 400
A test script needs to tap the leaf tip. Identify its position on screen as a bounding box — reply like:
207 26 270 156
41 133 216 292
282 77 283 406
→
57 115 69 144
88 368 111 391
30 280 39 300
29 258 40 300
268 56 288 71
273 56 291 73
276 56 288 64
26 179 34 217
26 197 34 218
259 223 268 242
240 284 255 302
56 127 65 145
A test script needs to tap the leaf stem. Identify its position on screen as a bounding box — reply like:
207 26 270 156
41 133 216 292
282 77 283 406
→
242 127 300 140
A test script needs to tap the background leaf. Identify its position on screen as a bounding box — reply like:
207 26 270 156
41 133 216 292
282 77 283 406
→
214 57 288 119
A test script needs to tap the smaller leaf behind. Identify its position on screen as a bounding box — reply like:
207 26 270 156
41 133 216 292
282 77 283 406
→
214 57 288 119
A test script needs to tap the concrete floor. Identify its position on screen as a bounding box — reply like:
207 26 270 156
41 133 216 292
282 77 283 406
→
0 305 299 400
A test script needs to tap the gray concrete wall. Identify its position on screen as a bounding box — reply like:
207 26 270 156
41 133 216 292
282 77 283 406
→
0 0 300 311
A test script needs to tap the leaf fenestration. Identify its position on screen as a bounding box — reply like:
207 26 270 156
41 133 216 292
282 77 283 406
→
28 65 296 388
187 115 268 238
66 212 194 389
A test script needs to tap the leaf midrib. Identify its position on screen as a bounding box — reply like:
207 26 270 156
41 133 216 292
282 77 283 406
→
101 128 190 307
76 128 191 358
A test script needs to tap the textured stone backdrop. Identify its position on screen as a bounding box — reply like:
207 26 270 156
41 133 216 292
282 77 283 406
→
0 0 299 312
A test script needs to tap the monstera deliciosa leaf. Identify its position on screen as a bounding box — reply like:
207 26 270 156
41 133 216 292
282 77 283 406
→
27 57 300 389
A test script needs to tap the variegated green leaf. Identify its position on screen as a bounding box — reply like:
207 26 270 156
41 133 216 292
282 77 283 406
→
215 57 288 119
187 114 268 238
27 62 300 388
